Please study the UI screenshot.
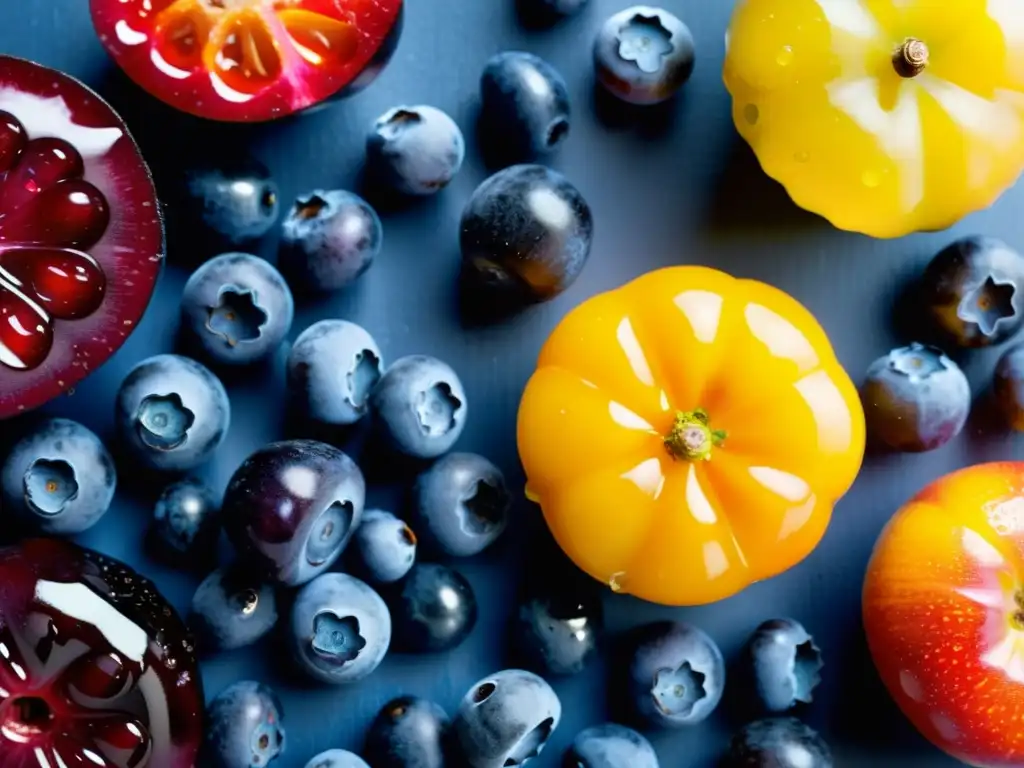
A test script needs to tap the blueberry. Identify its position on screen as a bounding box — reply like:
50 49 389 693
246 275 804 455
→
386 563 477 653
743 619 823 713
289 572 391 684
222 440 366 586
351 509 417 584
364 696 449 768
861 343 970 453
460 164 593 303
114 354 231 472
184 157 279 245
521 0 588 19
0 418 115 535
202 680 286 768
564 724 659 768
412 452 510 557
370 355 468 459
920 236 1024 347
722 718 832 768
452 669 561 768
147 477 220 565
511 584 603 676
367 106 465 196
281 190 383 292
180 252 294 366
287 320 384 427
626 620 725 728
189 563 278 652
303 750 370 768
594 7 696 105
995 343 1024 429
480 52 571 161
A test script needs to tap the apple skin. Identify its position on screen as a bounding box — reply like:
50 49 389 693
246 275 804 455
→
864 461 1024 767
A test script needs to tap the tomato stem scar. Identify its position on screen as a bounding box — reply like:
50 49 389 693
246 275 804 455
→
664 408 726 462
894 37 929 78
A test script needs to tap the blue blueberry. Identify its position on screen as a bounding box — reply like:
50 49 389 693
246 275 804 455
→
304 751 369 768
511 585 603 676
287 320 384 427
564 724 659 768
460 164 593 303
412 453 510 557
202 680 286 768
995 344 1024 429
367 106 465 195
861 343 970 453
181 253 294 366
627 620 725 728
114 354 231 472
351 509 417 584
594 7 696 105
147 477 220 565
386 563 477 653
480 52 571 160
370 355 468 459
289 572 391 684
189 563 278 652
452 669 561 768
744 619 823 713
281 190 383 292
0 418 115 535
364 696 449 768
722 718 832 768
184 158 279 245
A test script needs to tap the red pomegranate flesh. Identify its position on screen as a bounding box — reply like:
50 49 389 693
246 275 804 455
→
90 0 405 123
0 539 203 768
0 56 163 420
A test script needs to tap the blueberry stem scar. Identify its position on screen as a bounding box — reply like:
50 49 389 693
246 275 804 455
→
664 408 726 461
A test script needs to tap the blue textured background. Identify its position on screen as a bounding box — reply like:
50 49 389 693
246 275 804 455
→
6 1 1022 765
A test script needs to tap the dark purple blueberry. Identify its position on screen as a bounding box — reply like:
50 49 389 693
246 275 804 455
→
386 563 477 653
289 572 391 684
460 164 593 303
114 354 231 472
995 343 1024 429
222 440 366 586
744 619 823 713
722 718 832 768
364 696 450 768
287 320 384 427
147 477 220 565
412 452 510 557
627 620 725 728
861 343 970 453
304 750 370 768
370 355 468 459
351 509 417 584
180 253 294 366
920 236 1024 347
202 681 286 768
188 563 278 652
594 7 696 105
367 106 465 196
511 584 603 676
183 157 279 246
281 190 382 292
563 724 658 768
452 670 561 768
1 418 115 535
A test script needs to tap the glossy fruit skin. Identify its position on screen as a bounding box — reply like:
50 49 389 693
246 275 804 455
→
461 164 593 303
0 539 203 767
289 572 391 685
722 718 832 768
351 509 417 584
222 440 366 587
148 477 220 565
183 159 279 246
743 618 823 713
724 1 1024 238
304 750 370 768
594 7 695 105
564 724 659 768
1 417 116 535
861 343 970 453
517 266 865 606
626 620 725 728
411 452 511 557
364 696 450 768
863 462 1024 767
994 344 1024 430
0 56 163 419
386 563 478 653
115 353 231 472
510 584 603 676
281 190 382 292
287 320 384 427
366 106 465 195
370 355 468 459
188 563 278 653
452 669 562 768
202 681 285 768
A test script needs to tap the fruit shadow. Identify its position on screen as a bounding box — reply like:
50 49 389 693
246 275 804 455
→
355 165 450 218
513 0 570 30
454 263 538 329
882 259 951 351
590 80 683 141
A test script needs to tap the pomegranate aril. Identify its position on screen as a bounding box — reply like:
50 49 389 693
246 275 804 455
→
65 652 132 702
0 138 85 213
0 275 52 370
0 179 110 249
0 112 25 174
89 716 153 768
279 10 358 66
208 11 283 94
0 247 106 320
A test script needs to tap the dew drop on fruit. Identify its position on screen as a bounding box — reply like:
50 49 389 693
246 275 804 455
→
776 45 794 66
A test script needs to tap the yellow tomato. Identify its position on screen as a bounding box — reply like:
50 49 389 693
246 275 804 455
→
723 0 1024 238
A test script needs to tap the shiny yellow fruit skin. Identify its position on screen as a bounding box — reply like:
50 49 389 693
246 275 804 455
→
723 0 1024 238
516 266 866 606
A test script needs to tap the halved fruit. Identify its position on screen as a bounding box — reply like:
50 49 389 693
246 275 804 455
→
91 0 405 123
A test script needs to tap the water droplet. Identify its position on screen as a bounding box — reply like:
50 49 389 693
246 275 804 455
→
743 103 759 126
609 572 627 593
862 169 882 188
776 45 794 66
794 151 810 163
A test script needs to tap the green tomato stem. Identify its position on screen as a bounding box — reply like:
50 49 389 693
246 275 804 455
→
664 408 726 462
